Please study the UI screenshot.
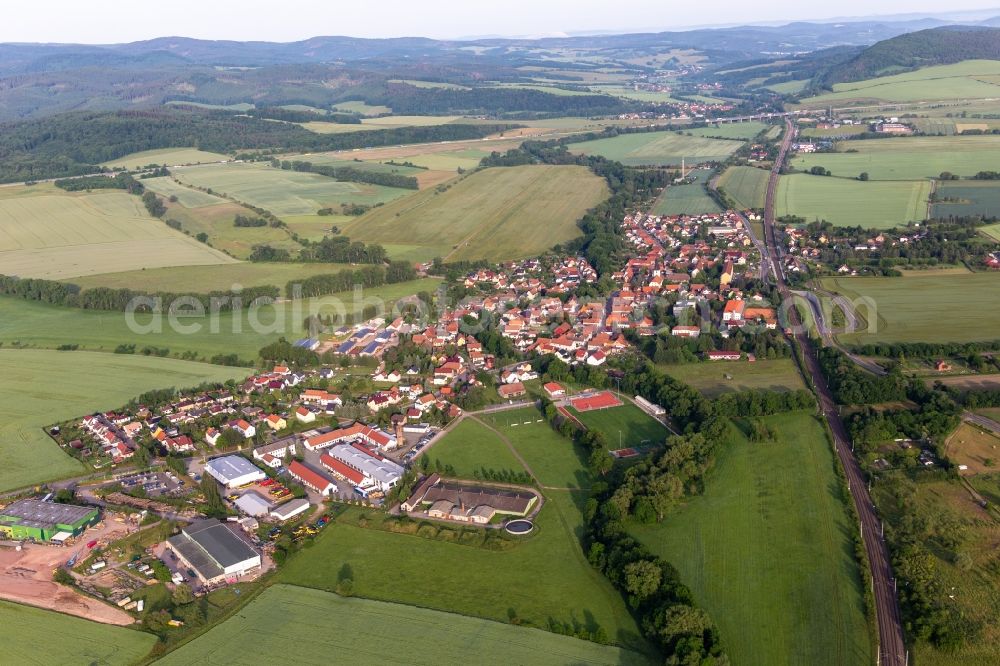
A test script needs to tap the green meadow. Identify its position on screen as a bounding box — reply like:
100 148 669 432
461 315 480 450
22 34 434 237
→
791 136 1000 180
569 130 744 166
776 174 930 228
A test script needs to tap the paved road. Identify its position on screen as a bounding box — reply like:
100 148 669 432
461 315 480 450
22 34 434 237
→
962 410 1000 436
796 289 888 377
766 120 907 666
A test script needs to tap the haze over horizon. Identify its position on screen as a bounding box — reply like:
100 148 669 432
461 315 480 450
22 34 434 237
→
4 0 1000 44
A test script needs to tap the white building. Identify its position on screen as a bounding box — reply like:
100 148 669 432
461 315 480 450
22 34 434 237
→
204 455 267 489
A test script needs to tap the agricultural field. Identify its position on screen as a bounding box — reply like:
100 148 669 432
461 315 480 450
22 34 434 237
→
798 60 1000 105
0 277 441 360
766 79 810 95
141 176 230 207
685 121 768 140
820 273 1000 344
631 413 872 666
172 162 413 217
430 417 528 478
933 181 1000 219
0 599 155 665
944 422 1000 475
158 584 644 666
69 261 357 293
0 183 236 279
800 125 868 138
0 349 248 492
776 174 930 228
159 197 299 259
791 136 1000 180
981 222 1000 242
387 79 471 90
567 402 669 450
652 168 721 216
479 407 591 489
717 165 769 209
340 165 608 263
278 495 648 653
659 358 807 397
332 101 392 115
103 147 230 170
569 130 744 166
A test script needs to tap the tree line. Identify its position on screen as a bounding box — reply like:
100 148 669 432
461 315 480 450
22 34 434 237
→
250 235 389 264
289 261 416 298
276 159 418 189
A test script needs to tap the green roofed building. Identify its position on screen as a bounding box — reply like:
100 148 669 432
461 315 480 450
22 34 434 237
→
0 499 99 542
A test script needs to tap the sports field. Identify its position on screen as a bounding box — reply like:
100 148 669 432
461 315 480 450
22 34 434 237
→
798 60 1000 105
791 136 1000 180
933 181 1000 219
776 174 930 228
0 599 155 665
69 261 357 293
160 584 646 666
0 349 248 492
659 358 807 397
480 407 591 489
340 165 608 263
430 417 528 478
631 412 871 666
652 168 721 216
0 184 235 279
0 277 441 360
103 147 230 170
717 165 769 209
279 494 647 653
569 130 744 166
820 273 1000 344
567 402 669 450
172 162 413 217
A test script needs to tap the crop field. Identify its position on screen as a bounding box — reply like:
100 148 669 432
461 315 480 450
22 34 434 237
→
171 162 413 217
820 273 1000 344
798 60 1000 105
717 165 769 209
791 136 1000 180
103 147 230 170
982 222 1000 241
0 184 235 279
567 402 669 449
158 584 643 666
659 358 807 397
800 125 868 138
631 413 871 666
652 168 721 216
0 349 248 492
933 181 1000 219
569 130 744 166
430 417 528 478
776 174 930 228
160 198 299 259
69 261 357 293
340 165 608 263
0 277 441 360
281 155 425 176
141 176 229 207
279 494 648 653
480 407 592 489
685 121 768 140
0 599 155 665
332 101 392 115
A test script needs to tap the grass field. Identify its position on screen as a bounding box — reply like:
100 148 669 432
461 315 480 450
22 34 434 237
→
717 165 769 209
800 125 869 138
820 273 1000 344
171 162 413 217
279 494 647 652
631 413 871 665
0 599 155 665
791 136 1000 180
933 180 1000 218
103 147 230 170
766 79 810 95
0 349 248 491
798 60 1000 105
332 101 392 115
776 174 930 228
158 584 644 666
159 197 299 259
388 79 471 90
982 222 1000 241
651 168 721 216
340 165 608 263
141 176 230 207
0 277 441 360
659 358 807 397
569 131 744 166
69 261 357 293
430 417 528 478
480 407 592 489
0 184 235 279
568 402 669 449
685 121 769 140
944 422 1000 475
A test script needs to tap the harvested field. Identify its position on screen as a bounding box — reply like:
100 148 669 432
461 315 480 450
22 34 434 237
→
944 422 1000 475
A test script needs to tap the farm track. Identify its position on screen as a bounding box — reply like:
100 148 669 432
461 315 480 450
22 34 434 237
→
767 120 906 666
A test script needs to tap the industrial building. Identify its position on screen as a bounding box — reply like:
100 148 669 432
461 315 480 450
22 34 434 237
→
165 519 261 585
204 455 267 489
0 499 99 542
234 491 272 518
322 442 403 492
270 498 310 522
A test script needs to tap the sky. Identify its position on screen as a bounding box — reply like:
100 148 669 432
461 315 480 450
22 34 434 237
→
3 1 1000 43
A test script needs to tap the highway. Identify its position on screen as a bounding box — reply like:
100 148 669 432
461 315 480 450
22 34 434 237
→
765 120 907 666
